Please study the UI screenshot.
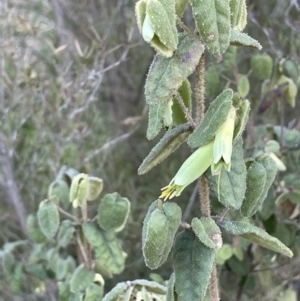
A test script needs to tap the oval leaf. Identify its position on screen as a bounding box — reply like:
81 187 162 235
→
190 0 231 56
37 199 60 239
70 264 95 293
173 229 215 301
142 200 182 269
97 193 131 232
191 217 222 249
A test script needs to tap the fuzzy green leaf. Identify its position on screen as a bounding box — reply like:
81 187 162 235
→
241 161 267 217
145 34 204 106
173 230 215 301
218 219 293 257
132 279 167 295
188 89 233 148
230 30 262 49
190 0 231 56
57 219 75 248
84 283 104 301
206 137 247 209
139 124 192 175
232 94 250 143
175 0 189 17
70 264 95 293
87 177 103 201
37 199 60 239
102 282 128 301
82 222 126 275
97 193 130 232
26 214 47 243
237 75 250 98
251 53 273 80
191 217 222 249
143 200 182 269
166 273 178 301
48 179 70 208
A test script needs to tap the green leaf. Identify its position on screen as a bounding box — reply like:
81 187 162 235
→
251 53 273 80
84 283 104 301
69 173 89 208
173 230 215 301
132 279 167 294
188 89 233 148
138 123 192 175
206 137 247 209
232 94 250 143
147 102 168 140
58 282 71 301
147 0 178 52
145 34 204 106
190 0 231 56
26 214 47 243
70 264 95 293
57 220 75 248
143 200 182 269
25 263 48 280
87 177 103 201
191 217 222 249
83 223 126 275
102 282 128 301
218 219 293 257
166 273 178 301
215 244 233 265
175 0 189 17
48 179 70 208
37 199 60 239
230 30 262 49
230 0 247 30
241 160 267 217
237 75 250 98
136 0 178 57
97 193 130 232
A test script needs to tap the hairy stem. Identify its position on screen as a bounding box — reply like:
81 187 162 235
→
195 53 219 300
209 264 220 301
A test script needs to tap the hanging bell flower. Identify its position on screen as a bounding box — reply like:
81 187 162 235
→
211 106 236 175
135 0 178 57
160 106 237 201
160 140 214 200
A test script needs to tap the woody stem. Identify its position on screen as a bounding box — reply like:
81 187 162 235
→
195 53 220 301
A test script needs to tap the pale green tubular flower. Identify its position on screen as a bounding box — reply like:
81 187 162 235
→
160 140 214 200
211 106 236 175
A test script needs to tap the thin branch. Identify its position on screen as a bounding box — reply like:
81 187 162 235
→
57 206 79 222
81 125 139 166
174 91 196 128
176 17 191 34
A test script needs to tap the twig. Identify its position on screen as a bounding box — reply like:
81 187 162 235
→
57 206 79 222
76 230 89 264
174 91 196 128
176 17 191 34
209 264 220 301
81 125 139 166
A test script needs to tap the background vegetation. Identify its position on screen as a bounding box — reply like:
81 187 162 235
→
0 0 299 300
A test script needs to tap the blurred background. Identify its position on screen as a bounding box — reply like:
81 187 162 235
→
0 0 300 300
